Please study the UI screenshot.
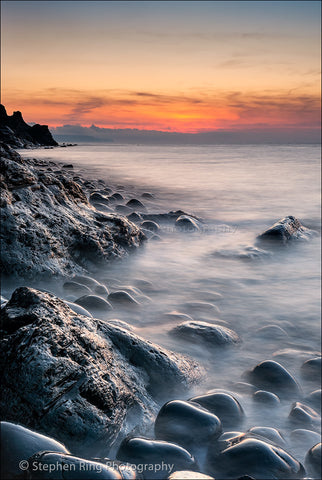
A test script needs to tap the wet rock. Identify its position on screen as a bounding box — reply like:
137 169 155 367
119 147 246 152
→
154 400 222 450
28 452 122 479
257 215 315 246
305 442 321 478
65 301 93 318
0 288 203 456
247 427 286 447
289 402 321 428
94 284 109 296
254 325 288 338
126 199 145 210
190 392 244 428
206 435 305 480
176 215 200 232
75 295 113 312
127 212 142 223
92 202 114 213
171 321 240 347
232 382 257 394
141 192 154 199
63 281 92 296
72 275 102 288
140 220 160 232
117 438 196 480
1 295 8 306
115 205 132 215
0 421 69 480
301 357 321 381
90 192 111 204
111 193 124 201
304 389 321 412
62 163 73 169
245 360 301 398
108 291 139 306
0 148 145 278
168 472 214 480
253 390 280 405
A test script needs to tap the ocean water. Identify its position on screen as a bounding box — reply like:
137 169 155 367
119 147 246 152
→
19 144 321 461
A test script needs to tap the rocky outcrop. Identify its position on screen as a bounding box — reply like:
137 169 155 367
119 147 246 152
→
0 104 58 147
0 145 145 278
256 216 316 246
0 288 203 457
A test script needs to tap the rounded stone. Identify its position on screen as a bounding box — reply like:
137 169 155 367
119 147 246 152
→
254 325 288 338
115 204 132 215
63 281 92 296
253 390 280 405
246 360 301 398
94 284 109 296
72 275 101 288
140 220 160 232
141 192 154 199
301 357 321 381
90 192 110 205
116 437 196 480
190 392 244 428
0 422 69 480
305 442 321 478
111 193 124 201
176 215 200 232
290 429 321 451
206 436 305 480
108 291 139 306
75 295 113 312
247 426 286 447
288 402 321 428
127 212 142 223
154 400 222 450
65 301 93 318
171 321 240 347
304 389 321 412
126 199 145 209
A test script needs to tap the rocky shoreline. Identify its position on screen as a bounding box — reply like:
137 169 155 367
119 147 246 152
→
0 139 321 479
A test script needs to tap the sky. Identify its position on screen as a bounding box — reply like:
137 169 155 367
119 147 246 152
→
1 1 321 141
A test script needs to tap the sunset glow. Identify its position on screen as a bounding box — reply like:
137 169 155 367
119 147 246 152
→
1 1 321 138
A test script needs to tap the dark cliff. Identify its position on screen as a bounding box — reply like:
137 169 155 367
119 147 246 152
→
0 104 58 147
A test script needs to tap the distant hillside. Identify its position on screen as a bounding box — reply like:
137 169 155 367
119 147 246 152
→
0 104 58 147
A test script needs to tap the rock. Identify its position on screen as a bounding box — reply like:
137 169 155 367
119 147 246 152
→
28 452 123 479
108 291 139 306
252 390 280 405
176 215 200 232
72 275 102 288
232 382 257 394
304 389 321 412
0 288 202 456
90 192 111 204
0 104 58 147
254 325 288 338
179 302 220 314
62 163 73 169
0 148 145 278
154 400 222 450
305 443 321 478
115 205 132 215
247 427 286 447
126 199 145 210
0 421 69 480
171 321 240 347
111 193 124 201
257 216 315 246
168 472 214 480
245 360 301 398
141 192 154 199
206 435 305 480
164 312 195 323
289 402 321 428
63 281 92 296
127 213 142 223
75 295 113 312
93 203 114 213
189 392 244 428
1 295 8 306
94 284 109 296
116 438 196 480
65 301 93 318
140 220 160 232
301 357 321 381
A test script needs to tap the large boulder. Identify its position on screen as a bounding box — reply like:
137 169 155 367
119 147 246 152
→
256 216 315 246
0 288 203 457
0 147 145 278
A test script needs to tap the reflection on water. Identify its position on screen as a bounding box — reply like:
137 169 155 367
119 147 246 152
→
17 144 321 460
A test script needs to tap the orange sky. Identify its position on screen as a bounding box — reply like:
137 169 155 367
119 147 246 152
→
1 1 321 134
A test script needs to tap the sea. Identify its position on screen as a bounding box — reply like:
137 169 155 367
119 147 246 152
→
18 143 321 461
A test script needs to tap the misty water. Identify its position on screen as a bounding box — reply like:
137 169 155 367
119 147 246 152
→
17 144 321 463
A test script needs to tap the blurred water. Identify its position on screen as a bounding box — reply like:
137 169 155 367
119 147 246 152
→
19 144 321 459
